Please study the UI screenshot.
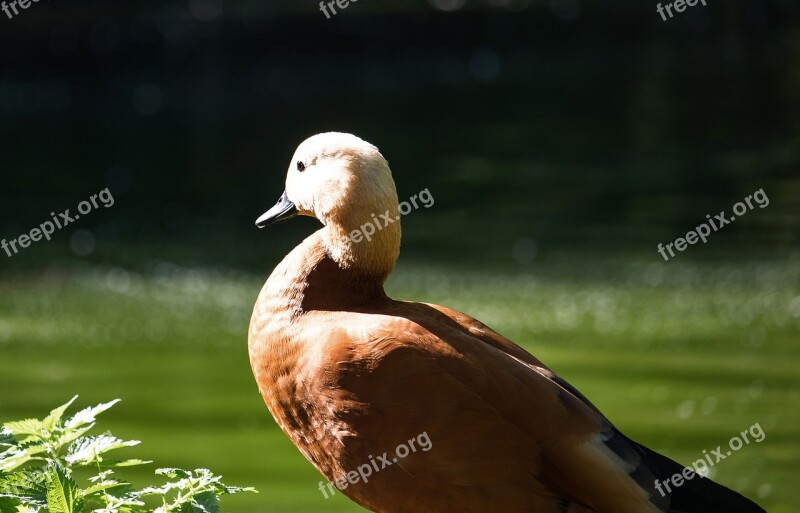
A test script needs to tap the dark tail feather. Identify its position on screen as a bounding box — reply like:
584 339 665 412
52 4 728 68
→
629 439 766 513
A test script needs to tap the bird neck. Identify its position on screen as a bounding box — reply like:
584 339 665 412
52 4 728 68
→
320 205 401 282
261 230 394 320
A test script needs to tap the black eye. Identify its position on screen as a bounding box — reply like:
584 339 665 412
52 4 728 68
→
296 161 306 172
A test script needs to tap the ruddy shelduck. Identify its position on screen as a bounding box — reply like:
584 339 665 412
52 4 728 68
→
249 133 765 513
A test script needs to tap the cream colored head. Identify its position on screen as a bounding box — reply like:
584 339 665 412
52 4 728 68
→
256 132 402 278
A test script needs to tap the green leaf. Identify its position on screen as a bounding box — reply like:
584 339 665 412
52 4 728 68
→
0 469 48 508
65 436 140 467
92 493 146 513
0 495 21 513
137 468 257 512
3 399 256 513
88 470 115 484
42 398 79 433
0 455 30 475
96 460 150 469
184 491 218 513
64 401 120 430
222 485 258 495
54 425 94 451
0 428 15 449
1 421 43 442
79 481 130 501
45 466 81 513
0 440 49 473
153 468 191 480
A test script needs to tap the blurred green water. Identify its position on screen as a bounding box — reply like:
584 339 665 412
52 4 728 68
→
0 257 798 512
0 2 797 511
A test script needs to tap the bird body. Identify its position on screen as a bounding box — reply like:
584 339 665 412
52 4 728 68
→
248 133 765 513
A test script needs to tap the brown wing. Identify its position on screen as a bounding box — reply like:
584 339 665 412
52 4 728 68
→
308 302 667 513
422 302 605 415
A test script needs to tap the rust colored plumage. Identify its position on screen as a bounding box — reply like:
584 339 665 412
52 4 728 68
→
248 133 764 513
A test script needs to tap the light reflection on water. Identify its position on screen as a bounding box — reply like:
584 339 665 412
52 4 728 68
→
0 257 798 352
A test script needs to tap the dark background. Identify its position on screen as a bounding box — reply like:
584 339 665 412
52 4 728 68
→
1 2 799 513
1 0 798 271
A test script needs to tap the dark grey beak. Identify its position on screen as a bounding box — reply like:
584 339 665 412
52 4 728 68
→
255 191 298 228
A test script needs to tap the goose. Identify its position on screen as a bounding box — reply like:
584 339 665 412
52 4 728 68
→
248 132 765 513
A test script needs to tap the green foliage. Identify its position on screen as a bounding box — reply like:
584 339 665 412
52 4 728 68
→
0 398 256 513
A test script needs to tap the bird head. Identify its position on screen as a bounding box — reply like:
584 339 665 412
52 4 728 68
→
256 132 402 276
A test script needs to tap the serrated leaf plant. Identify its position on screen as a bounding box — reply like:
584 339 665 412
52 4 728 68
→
0 397 257 513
